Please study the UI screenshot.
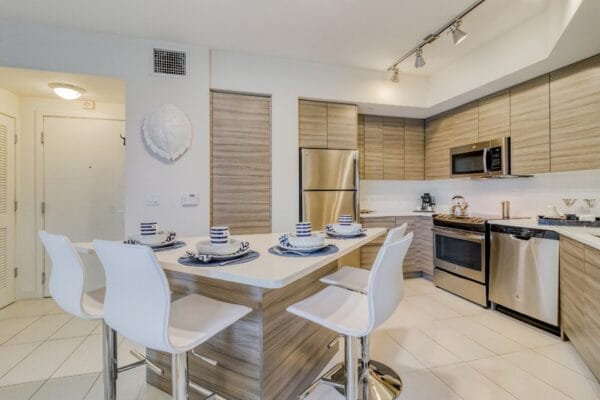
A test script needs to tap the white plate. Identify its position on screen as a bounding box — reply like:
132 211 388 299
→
191 247 251 262
287 232 326 248
278 243 328 253
330 223 362 234
130 231 168 245
196 239 244 256
326 229 366 238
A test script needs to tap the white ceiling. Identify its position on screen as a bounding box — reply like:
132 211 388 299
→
1 0 550 72
0 67 125 103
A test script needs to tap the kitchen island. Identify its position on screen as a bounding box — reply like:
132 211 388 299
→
75 228 385 400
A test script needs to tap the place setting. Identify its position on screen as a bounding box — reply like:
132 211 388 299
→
325 214 367 239
124 221 186 251
178 226 260 267
269 221 339 257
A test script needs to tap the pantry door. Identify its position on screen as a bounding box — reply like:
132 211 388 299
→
43 116 125 294
0 113 16 309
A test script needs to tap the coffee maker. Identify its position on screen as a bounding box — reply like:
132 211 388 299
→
419 193 435 212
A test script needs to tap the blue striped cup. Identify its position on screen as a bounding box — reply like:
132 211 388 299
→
140 222 157 236
210 226 230 245
296 222 312 237
338 215 353 226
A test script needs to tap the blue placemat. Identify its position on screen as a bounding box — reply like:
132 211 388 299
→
268 244 339 257
178 250 260 267
325 232 367 240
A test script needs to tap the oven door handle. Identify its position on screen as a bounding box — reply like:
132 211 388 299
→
482 147 489 174
432 227 485 243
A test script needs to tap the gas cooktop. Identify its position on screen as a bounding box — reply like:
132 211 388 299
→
433 213 501 232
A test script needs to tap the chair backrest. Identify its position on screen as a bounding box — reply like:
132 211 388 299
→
93 240 173 352
364 232 413 335
38 231 94 319
383 223 408 246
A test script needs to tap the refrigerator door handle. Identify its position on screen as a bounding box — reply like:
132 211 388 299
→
354 150 360 222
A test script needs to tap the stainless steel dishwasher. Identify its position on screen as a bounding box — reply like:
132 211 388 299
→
489 224 560 327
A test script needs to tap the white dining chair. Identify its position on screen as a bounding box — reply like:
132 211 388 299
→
288 232 413 400
93 240 252 400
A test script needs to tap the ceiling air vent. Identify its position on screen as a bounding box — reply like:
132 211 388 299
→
153 48 186 76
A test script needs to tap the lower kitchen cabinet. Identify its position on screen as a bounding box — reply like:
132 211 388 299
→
360 216 433 276
560 236 600 380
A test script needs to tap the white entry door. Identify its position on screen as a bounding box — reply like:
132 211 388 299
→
0 114 16 308
43 117 125 294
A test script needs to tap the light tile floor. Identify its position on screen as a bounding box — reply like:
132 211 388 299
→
0 278 598 400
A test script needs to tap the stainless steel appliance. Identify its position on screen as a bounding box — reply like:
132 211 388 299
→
432 213 493 307
450 137 511 178
489 225 560 327
300 148 359 230
418 193 435 212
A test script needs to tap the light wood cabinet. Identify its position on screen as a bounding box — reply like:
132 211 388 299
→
211 91 271 234
383 117 405 180
357 114 365 179
364 115 384 180
327 103 358 149
298 100 357 150
550 54 600 172
404 119 425 180
560 236 600 380
478 91 510 142
510 75 550 175
359 216 433 276
425 115 451 180
298 100 327 148
451 102 479 146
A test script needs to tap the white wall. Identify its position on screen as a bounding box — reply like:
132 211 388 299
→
16 97 124 299
361 169 600 218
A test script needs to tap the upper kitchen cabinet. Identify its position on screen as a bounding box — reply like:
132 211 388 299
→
478 90 510 142
383 117 405 180
510 75 550 175
450 102 478 146
550 54 600 172
364 115 384 179
298 99 357 150
404 119 425 180
425 114 452 180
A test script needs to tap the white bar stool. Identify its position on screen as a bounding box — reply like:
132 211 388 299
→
93 240 252 400
320 224 408 293
39 231 160 400
288 232 413 400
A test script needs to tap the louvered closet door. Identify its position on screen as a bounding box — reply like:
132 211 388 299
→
211 91 272 234
0 114 15 308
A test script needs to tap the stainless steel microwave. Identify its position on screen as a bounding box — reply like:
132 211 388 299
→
450 137 510 178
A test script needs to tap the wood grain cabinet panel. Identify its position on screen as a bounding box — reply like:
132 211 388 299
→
425 115 451 180
478 91 510 142
211 91 272 235
560 237 586 350
404 119 425 180
550 54 600 172
510 75 550 175
383 117 405 180
364 116 384 180
583 245 600 377
451 102 479 146
327 103 357 149
360 216 395 245
357 114 365 179
298 100 327 148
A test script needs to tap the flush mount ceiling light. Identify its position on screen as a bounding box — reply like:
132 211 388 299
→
388 67 400 83
386 0 484 72
449 20 468 45
414 48 426 68
48 83 86 100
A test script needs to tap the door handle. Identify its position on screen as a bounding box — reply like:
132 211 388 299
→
510 234 531 241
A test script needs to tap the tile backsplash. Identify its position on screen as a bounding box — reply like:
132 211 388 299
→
361 169 600 217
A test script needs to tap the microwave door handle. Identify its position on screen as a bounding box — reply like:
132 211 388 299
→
482 148 489 174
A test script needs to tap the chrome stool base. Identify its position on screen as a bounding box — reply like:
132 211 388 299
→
331 360 402 400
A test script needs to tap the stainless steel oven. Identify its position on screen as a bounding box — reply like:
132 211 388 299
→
433 226 486 283
450 137 510 178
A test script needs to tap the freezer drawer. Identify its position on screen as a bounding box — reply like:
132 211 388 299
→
301 148 357 190
489 225 560 326
302 191 357 231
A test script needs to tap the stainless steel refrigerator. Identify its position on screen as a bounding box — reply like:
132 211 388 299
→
300 148 359 230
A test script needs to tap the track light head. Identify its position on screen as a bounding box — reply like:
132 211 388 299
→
450 20 468 45
389 67 399 83
414 48 426 68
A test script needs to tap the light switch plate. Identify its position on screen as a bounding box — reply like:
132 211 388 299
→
145 193 160 206
181 192 199 207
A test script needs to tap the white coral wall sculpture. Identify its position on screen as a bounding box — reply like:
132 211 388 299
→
142 104 193 161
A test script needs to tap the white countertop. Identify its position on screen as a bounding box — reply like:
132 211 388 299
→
360 211 434 218
74 228 386 289
489 218 600 250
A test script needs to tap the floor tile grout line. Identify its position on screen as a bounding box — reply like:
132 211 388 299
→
530 345 600 383
0 315 43 346
50 321 104 380
0 340 46 383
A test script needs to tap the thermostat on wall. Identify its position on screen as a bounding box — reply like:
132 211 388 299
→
181 193 199 207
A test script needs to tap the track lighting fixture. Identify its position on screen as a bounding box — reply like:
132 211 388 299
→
388 67 399 83
386 0 485 72
450 20 468 45
414 48 426 68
